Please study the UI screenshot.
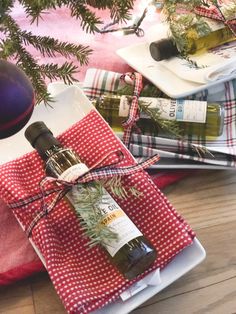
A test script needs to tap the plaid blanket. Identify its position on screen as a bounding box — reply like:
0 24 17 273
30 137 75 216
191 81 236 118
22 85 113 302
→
83 68 236 168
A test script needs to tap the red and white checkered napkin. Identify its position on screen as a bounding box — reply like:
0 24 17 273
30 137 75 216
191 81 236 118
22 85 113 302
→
0 110 195 314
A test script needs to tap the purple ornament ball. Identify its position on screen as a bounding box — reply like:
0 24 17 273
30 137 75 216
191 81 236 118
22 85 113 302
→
0 60 35 139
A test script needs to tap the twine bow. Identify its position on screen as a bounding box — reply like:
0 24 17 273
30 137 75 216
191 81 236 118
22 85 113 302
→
120 72 143 148
195 5 236 36
9 150 160 237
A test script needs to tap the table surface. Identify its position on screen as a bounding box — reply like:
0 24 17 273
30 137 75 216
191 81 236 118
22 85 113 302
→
1 169 236 314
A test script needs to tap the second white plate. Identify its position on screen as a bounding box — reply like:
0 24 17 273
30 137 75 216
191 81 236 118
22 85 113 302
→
116 42 236 99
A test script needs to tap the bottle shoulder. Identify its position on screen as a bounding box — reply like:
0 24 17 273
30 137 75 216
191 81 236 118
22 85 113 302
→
45 147 81 177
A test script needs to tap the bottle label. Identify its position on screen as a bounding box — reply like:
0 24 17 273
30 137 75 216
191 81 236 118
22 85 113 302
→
205 17 225 32
119 95 131 117
119 96 207 123
59 163 142 257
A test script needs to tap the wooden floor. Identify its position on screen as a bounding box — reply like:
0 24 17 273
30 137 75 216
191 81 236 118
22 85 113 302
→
1 170 236 314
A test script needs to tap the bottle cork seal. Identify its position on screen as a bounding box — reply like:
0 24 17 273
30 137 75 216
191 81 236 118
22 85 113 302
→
149 38 179 61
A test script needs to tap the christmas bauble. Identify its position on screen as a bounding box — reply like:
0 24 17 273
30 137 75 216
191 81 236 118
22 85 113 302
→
0 60 35 139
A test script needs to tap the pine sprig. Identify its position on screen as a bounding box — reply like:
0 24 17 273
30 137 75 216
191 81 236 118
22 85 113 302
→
139 101 184 139
116 84 184 138
0 14 52 104
40 62 79 84
101 176 142 199
71 179 140 249
20 31 92 63
72 182 118 248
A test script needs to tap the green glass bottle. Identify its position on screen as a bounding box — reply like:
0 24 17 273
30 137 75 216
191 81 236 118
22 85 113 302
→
93 94 224 138
25 121 157 280
150 17 236 61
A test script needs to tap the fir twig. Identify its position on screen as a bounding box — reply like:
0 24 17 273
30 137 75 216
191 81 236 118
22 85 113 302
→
71 179 141 248
101 176 142 199
178 55 208 69
20 31 92 63
40 62 78 84
72 182 118 248
116 85 183 138
191 143 215 158
116 83 165 98
140 101 184 138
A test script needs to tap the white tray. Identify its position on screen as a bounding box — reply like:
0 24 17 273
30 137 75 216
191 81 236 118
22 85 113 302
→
95 239 205 314
116 42 236 99
0 83 206 313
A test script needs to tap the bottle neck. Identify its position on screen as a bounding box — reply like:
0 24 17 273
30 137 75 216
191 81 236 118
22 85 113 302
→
33 132 62 161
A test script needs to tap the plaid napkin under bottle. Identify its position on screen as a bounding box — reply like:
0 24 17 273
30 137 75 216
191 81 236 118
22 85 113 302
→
83 68 236 168
0 109 195 313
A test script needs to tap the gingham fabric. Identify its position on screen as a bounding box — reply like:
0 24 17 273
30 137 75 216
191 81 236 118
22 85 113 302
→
9 151 160 237
0 110 195 314
83 68 236 168
120 72 143 147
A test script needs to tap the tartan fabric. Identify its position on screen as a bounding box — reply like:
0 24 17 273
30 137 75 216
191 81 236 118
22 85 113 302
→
129 79 236 168
195 5 236 36
83 68 236 168
83 68 126 99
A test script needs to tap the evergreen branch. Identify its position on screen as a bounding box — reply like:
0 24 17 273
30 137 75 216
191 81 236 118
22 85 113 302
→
18 0 61 23
191 143 215 158
163 0 217 55
20 31 92 64
116 85 182 138
139 101 184 139
0 12 85 103
178 55 208 69
16 49 53 105
0 0 14 17
108 0 134 23
72 182 119 248
67 2 103 33
19 0 134 31
116 83 165 98
101 176 142 199
0 14 52 104
40 62 78 84
71 177 141 248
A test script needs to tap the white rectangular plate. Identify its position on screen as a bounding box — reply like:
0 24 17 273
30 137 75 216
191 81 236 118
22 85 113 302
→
0 83 206 313
95 239 205 314
116 42 236 99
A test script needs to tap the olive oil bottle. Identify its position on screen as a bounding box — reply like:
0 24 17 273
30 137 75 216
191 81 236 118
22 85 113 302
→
92 94 224 138
25 121 157 280
150 20 235 61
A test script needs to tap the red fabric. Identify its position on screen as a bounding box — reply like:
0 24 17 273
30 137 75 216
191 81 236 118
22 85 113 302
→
0 110 195 313
0 260 44 286
0 170 188 286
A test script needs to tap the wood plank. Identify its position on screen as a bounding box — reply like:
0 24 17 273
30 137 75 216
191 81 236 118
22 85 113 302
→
30 273 66 314
0 280 34 314
134 276 236 313
134 220 236 313
164 170 236 230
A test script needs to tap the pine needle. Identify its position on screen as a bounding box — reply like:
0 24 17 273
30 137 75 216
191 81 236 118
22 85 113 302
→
70 178 141 248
